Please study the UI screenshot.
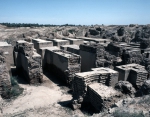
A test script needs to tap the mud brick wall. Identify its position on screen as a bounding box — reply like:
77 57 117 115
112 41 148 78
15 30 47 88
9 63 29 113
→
47 39 70 47
79 43 105 72
39 46 59 69
62 38 83 45
115 64 144 81
72 68 119 109
45 49 81 85
15 40 43 84
92 68 119 87
67 46 80 55
115 64 147 88
87 83 122 112
32 39 53 54
0 51 11 95
128 67 148 88
0 42 14 75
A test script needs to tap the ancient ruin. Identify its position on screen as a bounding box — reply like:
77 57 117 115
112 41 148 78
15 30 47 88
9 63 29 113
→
0 45 11 96
87 83 122 112
115 64 148 88
0 23 150 116
14 40 43 84
72 67 119 109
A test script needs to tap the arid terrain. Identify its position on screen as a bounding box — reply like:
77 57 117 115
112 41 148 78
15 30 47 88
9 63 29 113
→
0 24 150 117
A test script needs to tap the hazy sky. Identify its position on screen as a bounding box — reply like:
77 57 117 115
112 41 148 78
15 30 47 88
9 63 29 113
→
0 0 150 25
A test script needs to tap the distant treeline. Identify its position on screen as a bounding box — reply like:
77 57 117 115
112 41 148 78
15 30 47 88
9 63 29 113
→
0 23 80 27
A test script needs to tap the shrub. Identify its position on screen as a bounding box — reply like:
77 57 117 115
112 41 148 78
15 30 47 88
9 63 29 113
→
1 76 24 99
137 96 150 105
112 109 144 117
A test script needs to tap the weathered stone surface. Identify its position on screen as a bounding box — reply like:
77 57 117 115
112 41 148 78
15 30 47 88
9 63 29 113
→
0 46 11 96
15 40 43 84
0 64 11 95
72 68 118 110
87 83 122 112
45 49 81 85
115 64 148 88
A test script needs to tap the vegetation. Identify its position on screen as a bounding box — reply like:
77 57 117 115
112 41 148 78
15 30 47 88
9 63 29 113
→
112 110 145 117
1 76 24 99
0 23 77 27
137 96 150 105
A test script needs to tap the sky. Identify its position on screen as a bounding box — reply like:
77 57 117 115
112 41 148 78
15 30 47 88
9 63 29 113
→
0 0 150 25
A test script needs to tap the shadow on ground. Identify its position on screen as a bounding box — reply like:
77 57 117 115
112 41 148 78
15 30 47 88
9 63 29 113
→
58 100 73 109
11 67 28 84
43 70 68 87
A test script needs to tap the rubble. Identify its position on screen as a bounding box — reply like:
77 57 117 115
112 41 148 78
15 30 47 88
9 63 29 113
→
115 81 136 96
0 42 14 74
141 80 150 95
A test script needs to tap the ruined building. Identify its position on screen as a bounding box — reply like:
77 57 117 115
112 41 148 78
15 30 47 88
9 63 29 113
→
0 42 12 96
45 48 81 85
14 40 43 84
72 67 118 109
115 64 148 88
79 43 105 71
87 83 122 112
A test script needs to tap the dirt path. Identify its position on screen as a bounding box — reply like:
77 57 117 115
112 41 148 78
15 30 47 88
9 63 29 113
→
0 73 84 117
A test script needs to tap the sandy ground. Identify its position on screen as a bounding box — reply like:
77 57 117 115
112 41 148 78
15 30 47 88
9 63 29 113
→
0 72 84 117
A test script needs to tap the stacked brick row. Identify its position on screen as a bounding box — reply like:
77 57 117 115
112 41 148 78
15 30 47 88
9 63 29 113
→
87 83 122 112
79 43 107 71
80 43 123 71
72 68 118 109
115 64 148 88
45 49 81 85
129 67 148 88
0 50 11 95
14 40 43 84
79 43 105 58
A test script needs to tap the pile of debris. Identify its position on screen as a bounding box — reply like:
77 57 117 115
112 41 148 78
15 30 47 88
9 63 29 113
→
115 81 136 97
122 49 142 64
141 80 150 95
